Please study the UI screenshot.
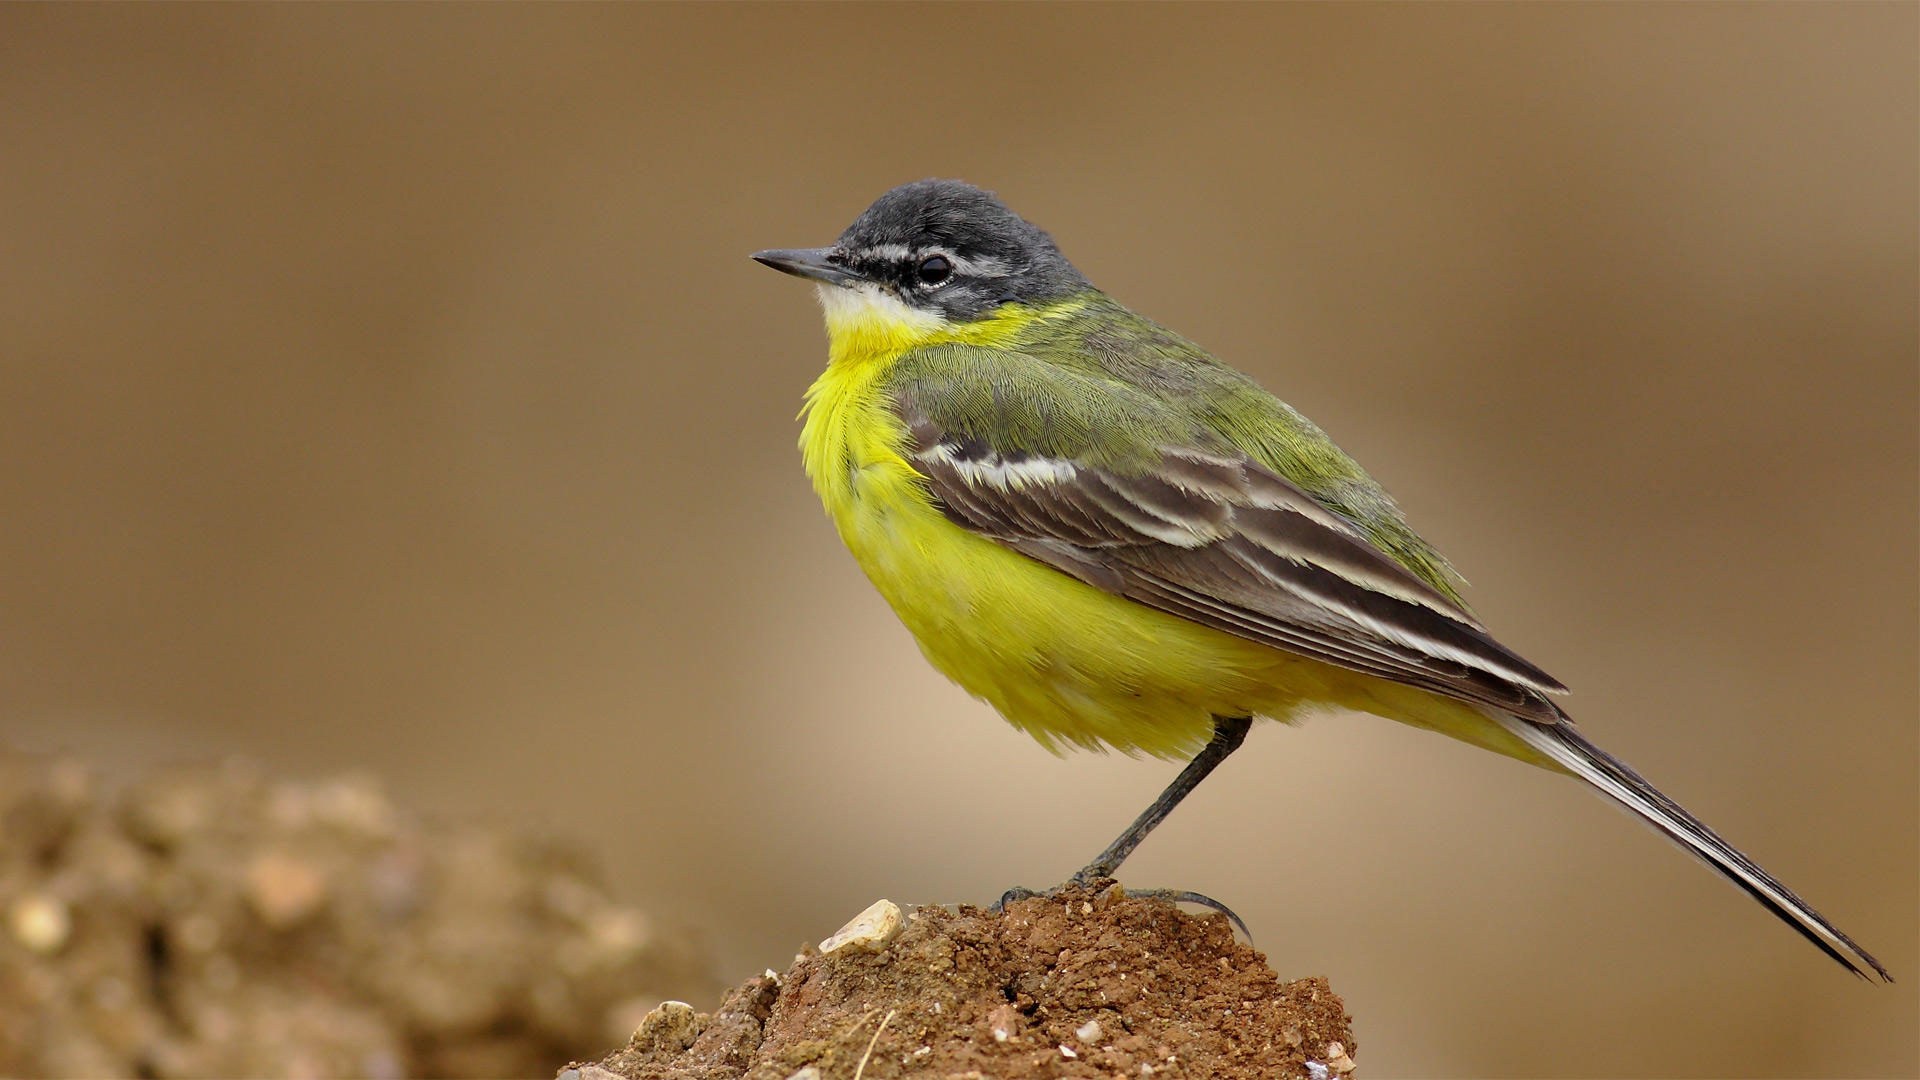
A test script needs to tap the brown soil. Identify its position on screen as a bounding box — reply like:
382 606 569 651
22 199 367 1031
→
0 750 717 1079
575 885 1355 1080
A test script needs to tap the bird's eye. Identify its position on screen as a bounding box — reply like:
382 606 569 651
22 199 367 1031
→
917 255 952 286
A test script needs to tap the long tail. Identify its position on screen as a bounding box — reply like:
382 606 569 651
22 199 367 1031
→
1486 709 1891 982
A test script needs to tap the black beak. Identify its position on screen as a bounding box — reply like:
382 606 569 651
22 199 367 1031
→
751 247 868 287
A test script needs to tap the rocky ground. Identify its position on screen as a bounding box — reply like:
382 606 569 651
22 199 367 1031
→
0 750 716 1079
572 885 1355 1080
1 748 1356 1080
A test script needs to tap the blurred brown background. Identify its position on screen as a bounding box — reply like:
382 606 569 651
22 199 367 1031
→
1 4 1913 1076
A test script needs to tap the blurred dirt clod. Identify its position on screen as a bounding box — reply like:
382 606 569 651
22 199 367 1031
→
577 885 1354 1079
0 750 716 1079
8 893 72 955
244 852 328 929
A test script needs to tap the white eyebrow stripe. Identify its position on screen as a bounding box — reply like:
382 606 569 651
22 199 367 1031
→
946 252 1012 278
846 245 1016 280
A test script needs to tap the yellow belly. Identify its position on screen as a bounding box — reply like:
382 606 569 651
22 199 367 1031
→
797 295 1550 765
837 464 1339 757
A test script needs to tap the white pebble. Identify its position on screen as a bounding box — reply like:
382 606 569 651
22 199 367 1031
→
1075 1019 1102 1043
819 899 903 955
8 894 70 954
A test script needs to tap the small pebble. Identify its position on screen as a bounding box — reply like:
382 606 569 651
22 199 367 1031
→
1305 1062 1330 1080
987 1002 1020 1042
819 899 903 955
630 1001 701 1054
8 894 71 954
1325 1041 1356 1073
246 853 326 929
1075 1019 1102 1043
1060 1044 1077 1058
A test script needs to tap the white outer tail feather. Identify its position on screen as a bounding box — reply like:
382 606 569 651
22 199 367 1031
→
1483 709 1890 982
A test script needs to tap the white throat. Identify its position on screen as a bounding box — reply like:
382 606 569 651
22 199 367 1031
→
815 282 948 340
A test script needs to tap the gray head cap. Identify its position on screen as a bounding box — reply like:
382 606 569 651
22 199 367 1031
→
834 179 1092 318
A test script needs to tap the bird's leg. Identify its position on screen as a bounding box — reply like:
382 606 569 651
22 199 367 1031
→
995 716 1255 937
1070 715 1253 885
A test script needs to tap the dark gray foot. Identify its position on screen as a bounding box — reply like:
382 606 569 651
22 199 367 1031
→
991 885 1043 912
1121 886 1252 942
989 878 1252 942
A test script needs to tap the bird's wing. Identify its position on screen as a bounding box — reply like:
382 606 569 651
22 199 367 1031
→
897 399 1568 723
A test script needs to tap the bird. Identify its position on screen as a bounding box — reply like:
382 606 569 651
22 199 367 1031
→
751 178 1887 981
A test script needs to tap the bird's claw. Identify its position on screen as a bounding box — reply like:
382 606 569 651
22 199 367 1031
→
990 885 1042 912
1121 887 1252 942
989 878 1252 942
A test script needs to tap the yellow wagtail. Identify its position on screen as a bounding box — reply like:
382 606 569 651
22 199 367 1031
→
753 179 1887 980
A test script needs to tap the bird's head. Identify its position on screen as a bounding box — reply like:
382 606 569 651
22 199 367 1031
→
754 179 1091 343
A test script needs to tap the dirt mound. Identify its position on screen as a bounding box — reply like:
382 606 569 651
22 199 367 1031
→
576 885 1355 1080
0 750 717 1079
